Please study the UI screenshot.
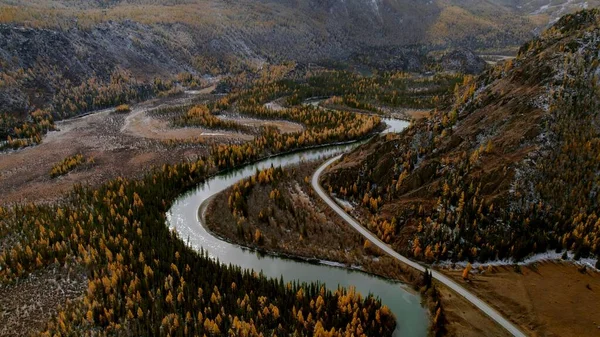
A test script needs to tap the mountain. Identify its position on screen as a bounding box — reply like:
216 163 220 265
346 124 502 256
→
4 0 595 53
322 9 600 264
0 0 598 116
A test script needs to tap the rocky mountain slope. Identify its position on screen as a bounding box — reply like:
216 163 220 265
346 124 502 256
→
0 0 545 51
5 0 596 53
322 9 600 265
1 0 599 118
0 20 200 115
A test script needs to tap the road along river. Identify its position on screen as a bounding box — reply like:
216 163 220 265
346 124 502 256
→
167 119 431 337
312 161 527 336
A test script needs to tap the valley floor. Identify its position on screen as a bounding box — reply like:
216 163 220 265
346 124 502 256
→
442 263 600 336
204 160 511 337
3 85 598 336
0 89 300 205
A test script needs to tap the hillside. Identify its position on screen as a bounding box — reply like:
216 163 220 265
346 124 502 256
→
322 9 600 266
0 0 541 51
1 0 597 116
3 0 593 56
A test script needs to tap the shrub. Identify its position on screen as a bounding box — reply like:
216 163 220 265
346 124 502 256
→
50 154 94 178
115 104 131 113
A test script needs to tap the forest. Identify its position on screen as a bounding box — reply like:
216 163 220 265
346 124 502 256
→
0 139 397 336
0 109 55 150
235 70 462 110
206 162 448 336
50 154 95 178
0 66 468 336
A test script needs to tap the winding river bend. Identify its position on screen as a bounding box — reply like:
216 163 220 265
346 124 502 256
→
167 119 429 337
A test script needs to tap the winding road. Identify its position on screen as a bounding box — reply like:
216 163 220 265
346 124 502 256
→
312 155 527 337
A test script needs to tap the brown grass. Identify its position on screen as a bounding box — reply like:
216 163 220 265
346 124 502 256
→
441 262 600 336
122 105 254 142
404 109 432 120
216 113 304 135
438 285 511 337
0 94 213 204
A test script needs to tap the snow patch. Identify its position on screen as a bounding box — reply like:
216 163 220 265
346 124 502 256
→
264 101 285 112
318 259 363 271
437 250 598 271
318 259 346 268
334 196 355 210
532 4 550 15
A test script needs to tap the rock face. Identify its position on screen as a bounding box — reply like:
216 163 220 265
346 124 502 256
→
0 18 429 115
0 21 201 114
0 21 198 82
439 49 488 74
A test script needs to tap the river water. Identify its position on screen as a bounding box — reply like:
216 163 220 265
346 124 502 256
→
167 118 429 336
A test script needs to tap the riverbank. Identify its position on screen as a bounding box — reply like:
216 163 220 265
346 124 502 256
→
167 143 430 337
205 161 425 285
203 160 510 337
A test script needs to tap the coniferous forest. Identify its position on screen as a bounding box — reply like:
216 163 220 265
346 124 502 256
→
0 144 396 336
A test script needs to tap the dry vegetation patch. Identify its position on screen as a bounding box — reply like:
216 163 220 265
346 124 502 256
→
114 104 131 113
441 263 600 336
0 93 212 204
436 285 511 337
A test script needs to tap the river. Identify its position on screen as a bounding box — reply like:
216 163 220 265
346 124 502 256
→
167 118 429 337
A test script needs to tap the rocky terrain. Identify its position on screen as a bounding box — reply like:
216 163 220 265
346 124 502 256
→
2 0 598 117
323 9 600 266
0 21 197 115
